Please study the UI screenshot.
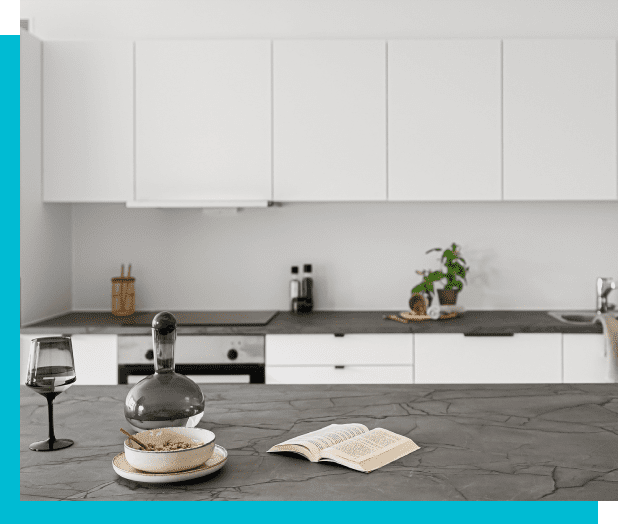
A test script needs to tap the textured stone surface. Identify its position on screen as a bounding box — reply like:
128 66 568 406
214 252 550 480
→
20 384 618 501
21 310 603 335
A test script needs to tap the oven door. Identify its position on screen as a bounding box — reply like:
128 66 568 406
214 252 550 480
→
117 335 266 385
118 364 265 384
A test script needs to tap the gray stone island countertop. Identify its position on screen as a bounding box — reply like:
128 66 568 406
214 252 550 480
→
20 310 604 335
21 384 618 501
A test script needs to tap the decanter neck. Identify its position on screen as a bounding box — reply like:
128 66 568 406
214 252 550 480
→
152 312 177 373
154 332 175 372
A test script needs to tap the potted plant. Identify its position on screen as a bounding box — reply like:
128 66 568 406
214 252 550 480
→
410 269 444 308
426 243 469 305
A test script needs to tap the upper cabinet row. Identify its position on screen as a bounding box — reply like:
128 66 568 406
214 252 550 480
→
42 39 618 203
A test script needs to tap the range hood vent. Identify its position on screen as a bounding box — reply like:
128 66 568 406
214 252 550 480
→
125 200 272 209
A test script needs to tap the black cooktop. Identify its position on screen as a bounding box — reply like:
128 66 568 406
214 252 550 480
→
29 310 279 327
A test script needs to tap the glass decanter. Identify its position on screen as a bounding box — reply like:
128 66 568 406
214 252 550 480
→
124 312 205 431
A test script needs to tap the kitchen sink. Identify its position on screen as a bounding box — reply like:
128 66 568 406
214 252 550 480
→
548 311 618 324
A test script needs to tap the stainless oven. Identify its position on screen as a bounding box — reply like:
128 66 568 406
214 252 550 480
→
118 335 265 384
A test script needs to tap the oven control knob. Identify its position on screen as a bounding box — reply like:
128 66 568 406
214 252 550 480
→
227 349 238 361
145 349 154 360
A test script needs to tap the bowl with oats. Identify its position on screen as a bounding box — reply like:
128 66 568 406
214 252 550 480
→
123 427 216 473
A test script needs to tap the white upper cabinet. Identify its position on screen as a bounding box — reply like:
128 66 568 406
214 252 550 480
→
43 42 133 202
388 40 502 201
503 40 617 200
135 40 272 202
273 40 387 201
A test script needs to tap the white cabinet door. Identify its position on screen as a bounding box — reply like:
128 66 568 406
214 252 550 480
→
70 335 118 385
266 334 413 366
388 40 502 201
273 40 387 201
415 334 562 383
563 334 615 383
503 40 617 200
43 42 133 202
266 365 412 385
136 40 272 202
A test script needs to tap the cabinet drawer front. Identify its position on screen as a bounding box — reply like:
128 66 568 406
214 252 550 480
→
266 365 413 384
266 334 413 366
415 333 562 384
563 334 613 383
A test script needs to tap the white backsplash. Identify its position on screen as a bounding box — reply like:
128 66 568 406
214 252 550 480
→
71 201 618 312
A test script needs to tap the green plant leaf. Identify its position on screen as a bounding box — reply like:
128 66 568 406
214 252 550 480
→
442 249 458 264
450 262 466 276
411 283 426 293
427 270 446 283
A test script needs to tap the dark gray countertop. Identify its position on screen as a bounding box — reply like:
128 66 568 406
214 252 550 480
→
20 384 618 501
20 310 603 335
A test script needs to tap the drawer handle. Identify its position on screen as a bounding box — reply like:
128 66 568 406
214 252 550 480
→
334 333 345 337
464 332 514 337
334 365 345 369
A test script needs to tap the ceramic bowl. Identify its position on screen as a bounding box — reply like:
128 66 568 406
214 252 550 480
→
124 427 215 473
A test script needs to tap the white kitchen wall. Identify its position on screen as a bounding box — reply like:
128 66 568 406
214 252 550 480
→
20 0 618 313
20 0 618 39
71 202 618 311
20 31 72 325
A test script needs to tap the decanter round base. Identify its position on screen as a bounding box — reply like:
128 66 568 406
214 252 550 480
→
29 438 74 451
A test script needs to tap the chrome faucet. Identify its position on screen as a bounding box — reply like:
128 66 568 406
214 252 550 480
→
596 277 616 314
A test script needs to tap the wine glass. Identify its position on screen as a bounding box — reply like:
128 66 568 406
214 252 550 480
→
25 336 76 451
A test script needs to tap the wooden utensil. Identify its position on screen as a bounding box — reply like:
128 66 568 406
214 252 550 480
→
120 428 148 450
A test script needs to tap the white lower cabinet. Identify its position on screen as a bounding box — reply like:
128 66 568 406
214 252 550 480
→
414 333 562 384
267 366 412 384
563 334 613 383
70 335 118 385
20 334 118 385
265 334 413 384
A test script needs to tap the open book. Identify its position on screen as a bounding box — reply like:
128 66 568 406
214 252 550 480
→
267 423 420 473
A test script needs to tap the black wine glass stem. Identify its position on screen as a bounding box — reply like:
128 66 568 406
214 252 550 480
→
47 396 56 443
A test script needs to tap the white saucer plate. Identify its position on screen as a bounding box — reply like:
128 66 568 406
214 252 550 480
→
113 444 227 483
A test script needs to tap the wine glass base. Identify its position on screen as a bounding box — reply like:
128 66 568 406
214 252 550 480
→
29 438 74 452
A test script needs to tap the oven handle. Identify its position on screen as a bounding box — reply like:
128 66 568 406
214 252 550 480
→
118 364 265 384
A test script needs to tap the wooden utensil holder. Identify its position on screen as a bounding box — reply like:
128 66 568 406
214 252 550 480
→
112 277 135 316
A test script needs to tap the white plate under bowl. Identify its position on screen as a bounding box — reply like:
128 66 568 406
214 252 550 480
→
113 444 227 484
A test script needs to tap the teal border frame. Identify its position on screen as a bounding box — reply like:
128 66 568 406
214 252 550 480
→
5 31 20 506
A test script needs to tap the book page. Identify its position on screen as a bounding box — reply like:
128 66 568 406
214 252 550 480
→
267 423 369 460
268 443 318 462
321 428 420 473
